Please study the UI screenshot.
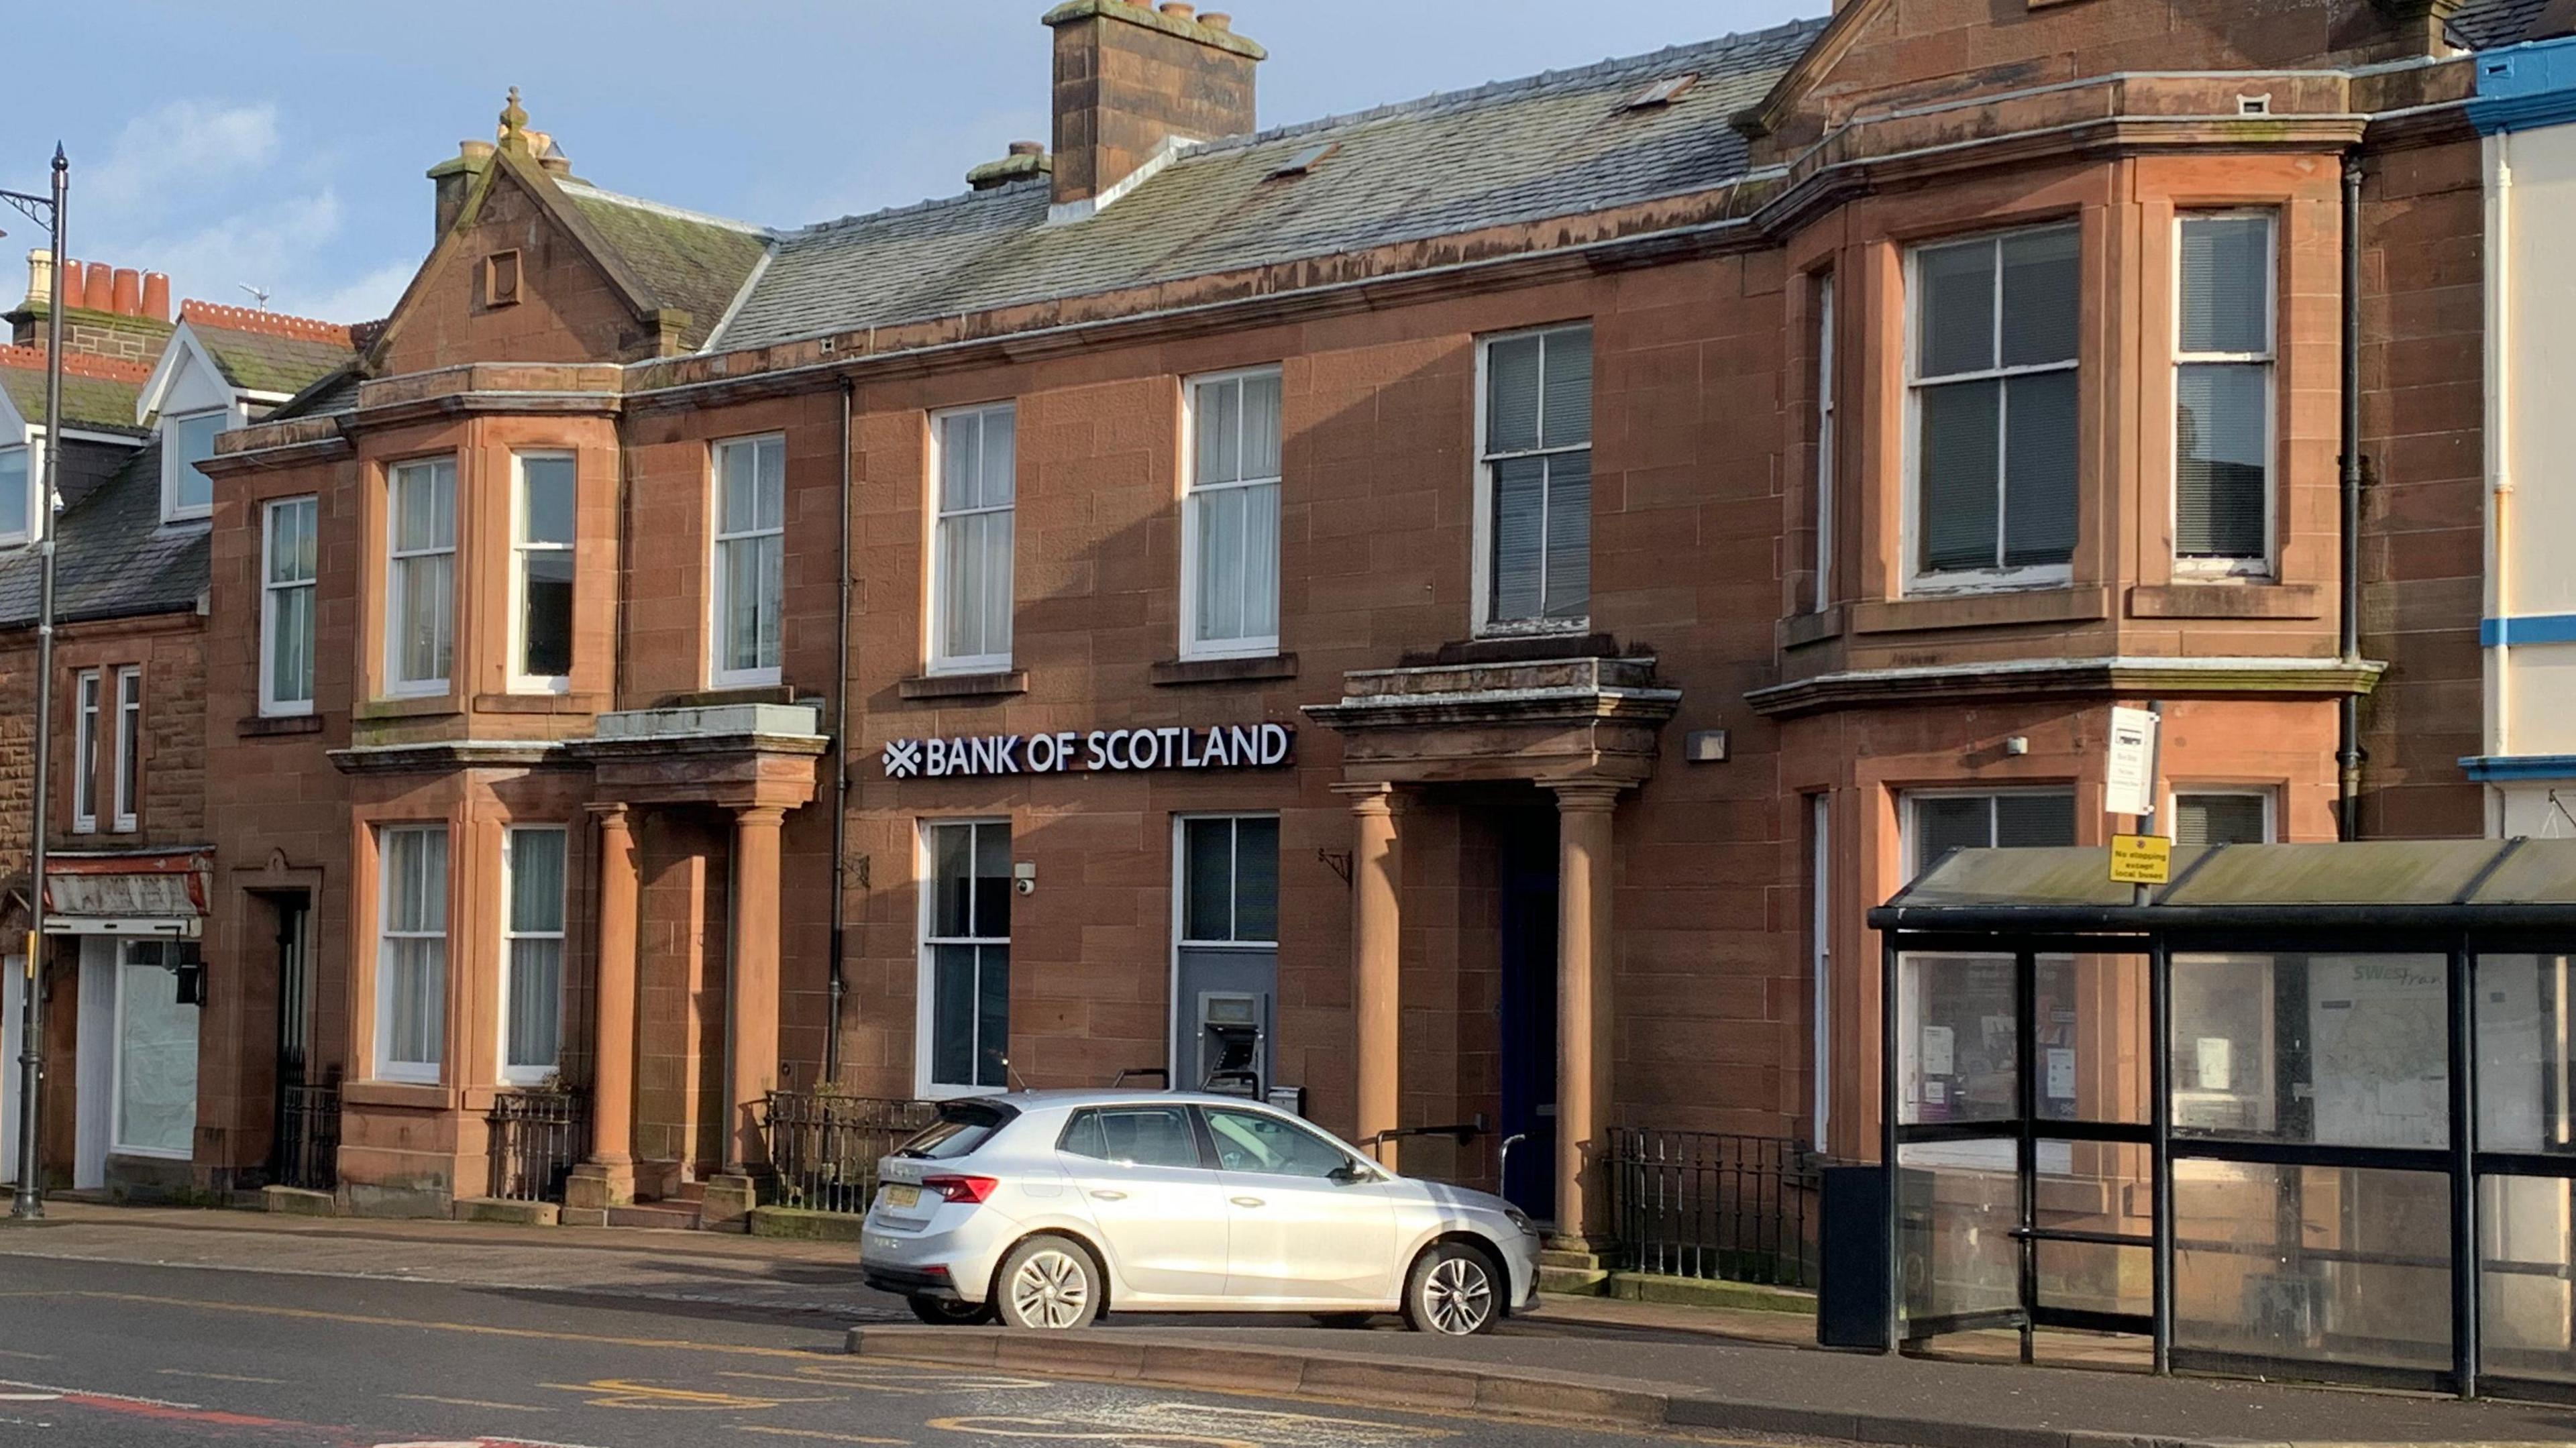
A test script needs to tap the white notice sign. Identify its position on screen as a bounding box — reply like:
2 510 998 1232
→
2104 706 2160 818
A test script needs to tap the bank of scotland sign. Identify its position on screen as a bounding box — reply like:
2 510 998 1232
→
880 724 1294 780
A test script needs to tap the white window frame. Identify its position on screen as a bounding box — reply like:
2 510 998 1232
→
1472 323 1595 637
509 451 576 694
915 817 1012 1101
1899 786 2081 877
1901 224 2082 598
0 435 36 547
160 406 231 524
2164 786 2277 846
708 433 786 689
260 496 318 718
1809 793 1831 1150
2171 211 2278 578
1813 273 1836 614
373 824 449 1085
927 403 1018 676
384 457 456 698
109 940 198 1160
111 665 140 832
1180 368 1284 661
498 825 568 1087
72 667 99 833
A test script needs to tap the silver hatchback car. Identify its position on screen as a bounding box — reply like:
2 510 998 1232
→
858 1091 1542 1335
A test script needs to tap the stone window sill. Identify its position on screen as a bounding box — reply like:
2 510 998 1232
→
238 714 324 738
1778 608 1845 650
2127 582 2322 620
1151 653 1298 687
900 670 1030 702
475 692 610 715
355 694 462 722
342 1080 452 1111
1851 586 2111 635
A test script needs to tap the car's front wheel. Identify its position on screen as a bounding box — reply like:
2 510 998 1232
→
994 1235 1103 1331
906 1294 996 1326
1401 1241 1501 1336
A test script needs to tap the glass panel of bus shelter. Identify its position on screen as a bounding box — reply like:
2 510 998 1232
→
2477 954 2573 1154
1896 1143 2018 1324
2038 1239 2151 1319
1899 953 2017 1125
2033 952 2153 1319
2171 953 2450 1148
2479 1174 2576 1384
2174 1160 2452 1375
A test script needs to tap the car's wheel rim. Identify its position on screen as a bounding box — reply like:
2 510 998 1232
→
1010 1249 1091 1329
1424 1256 1493 1334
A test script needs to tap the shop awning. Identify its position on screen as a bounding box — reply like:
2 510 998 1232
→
40 851 211 937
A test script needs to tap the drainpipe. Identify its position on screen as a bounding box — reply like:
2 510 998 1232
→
2339 153 2365 842
826 377 855 1085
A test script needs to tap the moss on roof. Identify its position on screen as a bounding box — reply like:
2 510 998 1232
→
192 324 358 398
0 364 148 437
559 185 771 349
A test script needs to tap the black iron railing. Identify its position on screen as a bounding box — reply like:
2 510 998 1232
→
1608 1128 1819 1288
486 1089 590 1203
272 1076 341 1192
763 1092 938 1215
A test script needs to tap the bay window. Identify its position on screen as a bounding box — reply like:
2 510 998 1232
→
1183 369 1283 659
386 457 456 694
375 824 449 1083
1907 789 2078 877
930 404 1016 674
513 453 576 689
1910 226 2080 589
710 435 785 686
1479 324 1592 630
500 826 567 1085
2175 213 2276 571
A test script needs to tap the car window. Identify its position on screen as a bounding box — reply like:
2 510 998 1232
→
1203 1107 1353 1180
1059 1107 1200 1169
893 1101 1016 1160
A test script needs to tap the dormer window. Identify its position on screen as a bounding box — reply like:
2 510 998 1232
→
0 437 32 546
162 408 225 522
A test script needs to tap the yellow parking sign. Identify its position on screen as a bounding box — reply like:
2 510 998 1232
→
2110 833 2171 885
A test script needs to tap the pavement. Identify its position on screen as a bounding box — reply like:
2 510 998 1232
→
1 1200 2573 1447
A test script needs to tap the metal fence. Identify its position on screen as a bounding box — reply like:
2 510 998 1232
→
272 1077 341 1192
1607 1128 1819 1288
763 1092 939 1214
486 1089 590 1203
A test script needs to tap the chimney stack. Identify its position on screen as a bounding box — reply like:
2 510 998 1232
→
1043 0 1264 212
428 137 497 242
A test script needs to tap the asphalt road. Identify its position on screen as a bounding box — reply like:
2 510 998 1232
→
0 1256 1807 1447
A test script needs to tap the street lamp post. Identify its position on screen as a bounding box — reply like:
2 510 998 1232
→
3 146 68 1221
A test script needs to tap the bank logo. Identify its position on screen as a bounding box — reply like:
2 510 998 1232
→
881 738 924 779
878 724 1295 780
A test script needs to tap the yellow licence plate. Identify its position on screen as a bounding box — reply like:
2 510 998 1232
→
881 1184 920 1211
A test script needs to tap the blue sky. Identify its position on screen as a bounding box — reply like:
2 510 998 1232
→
0 1 1818 325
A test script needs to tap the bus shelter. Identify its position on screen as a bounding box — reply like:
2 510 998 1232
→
1865 840 2576 1401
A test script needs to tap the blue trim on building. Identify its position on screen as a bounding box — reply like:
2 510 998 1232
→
2472 36 2576 135
2482 614 2576 647
2462 755 2576 782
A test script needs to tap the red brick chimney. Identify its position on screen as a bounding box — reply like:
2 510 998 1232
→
1043 0 1263 212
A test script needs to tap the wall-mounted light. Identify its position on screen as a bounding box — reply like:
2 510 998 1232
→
2003 736 2031 757
1686 730 1729 764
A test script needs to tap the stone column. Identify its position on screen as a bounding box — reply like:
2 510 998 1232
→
564 804 640 1219
1552 782 1622 1252
722 805 787 1187
1336 783 1403 1171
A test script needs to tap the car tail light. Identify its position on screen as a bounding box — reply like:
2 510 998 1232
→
923 1174 998 1205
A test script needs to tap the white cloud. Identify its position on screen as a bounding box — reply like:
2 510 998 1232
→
86 101 282 221
288 259 416 325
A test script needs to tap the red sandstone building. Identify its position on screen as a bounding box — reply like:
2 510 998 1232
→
142 0 2542 1251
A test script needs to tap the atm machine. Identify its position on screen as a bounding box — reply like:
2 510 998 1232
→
1194 992 1265 1099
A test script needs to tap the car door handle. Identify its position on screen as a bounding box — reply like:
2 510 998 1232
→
1230 1196 1266 1209
1089 1190 1128 1201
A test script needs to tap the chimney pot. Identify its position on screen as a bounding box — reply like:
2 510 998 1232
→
81 261 114 313
55 258 79 307
1200 11 1231 29
1010 140 1046 157
25 249 51 308
141 272 170 322
110 267 141 317
1159 1 1193 15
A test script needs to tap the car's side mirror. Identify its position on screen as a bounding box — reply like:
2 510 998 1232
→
1329 1162 1371 1184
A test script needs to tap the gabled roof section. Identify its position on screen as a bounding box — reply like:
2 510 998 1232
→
556 182 772 351
708 19 1827 353
0 345 154 439
174 302 359 398
0 437 205 628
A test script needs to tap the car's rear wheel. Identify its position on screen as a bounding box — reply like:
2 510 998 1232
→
994 1235 1102 1331
906 1294 996 1326
1401 1241 1501 1337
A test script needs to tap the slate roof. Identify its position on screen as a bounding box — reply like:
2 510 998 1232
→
191 321 358 398
0 359 150 438
708 19 1827 353
2453 0 2576 48
0 439 206 628
558 182 773 349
